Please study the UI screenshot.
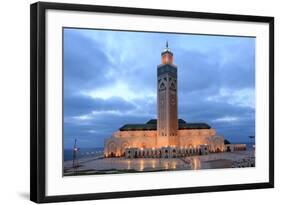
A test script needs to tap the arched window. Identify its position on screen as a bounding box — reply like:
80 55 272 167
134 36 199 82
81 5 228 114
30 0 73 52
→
170 82 176 89
160 82 165 89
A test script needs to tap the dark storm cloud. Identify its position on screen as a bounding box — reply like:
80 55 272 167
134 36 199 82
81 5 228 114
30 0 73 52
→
63 29 112 95
176 47 255 95
64 94 136 117
64 122 106 147
64 112 155 148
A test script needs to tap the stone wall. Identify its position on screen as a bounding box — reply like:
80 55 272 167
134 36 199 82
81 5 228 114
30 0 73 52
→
178 128 216 147
225 144 247 152
104 130 157 157
104 128 225 157
125 145 208 158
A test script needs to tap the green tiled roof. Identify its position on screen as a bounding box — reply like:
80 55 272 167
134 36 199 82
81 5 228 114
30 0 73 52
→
178 123 210 129
119 119 211 131
119 124 156 131
146 119 157 124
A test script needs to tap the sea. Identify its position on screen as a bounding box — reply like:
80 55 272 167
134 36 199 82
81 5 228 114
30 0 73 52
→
64 147 104 161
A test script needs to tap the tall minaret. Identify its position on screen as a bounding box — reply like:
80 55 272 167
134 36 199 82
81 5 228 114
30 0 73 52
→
157 42 178 147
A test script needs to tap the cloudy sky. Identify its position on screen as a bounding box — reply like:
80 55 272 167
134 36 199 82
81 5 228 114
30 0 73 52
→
63 28 255 149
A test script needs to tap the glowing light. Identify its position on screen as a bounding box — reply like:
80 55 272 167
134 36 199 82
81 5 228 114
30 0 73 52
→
192 158 201 170
140 159 144 171
127 160 131 169
152 160 156 169
172 162 176 169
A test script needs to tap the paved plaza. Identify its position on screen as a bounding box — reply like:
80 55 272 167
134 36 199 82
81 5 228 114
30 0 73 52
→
64 150 255 175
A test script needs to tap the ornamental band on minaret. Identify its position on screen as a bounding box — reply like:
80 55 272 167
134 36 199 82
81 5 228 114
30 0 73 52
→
104 42 245 158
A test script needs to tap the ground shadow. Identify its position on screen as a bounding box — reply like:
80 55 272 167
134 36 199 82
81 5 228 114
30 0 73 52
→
18 192 29 200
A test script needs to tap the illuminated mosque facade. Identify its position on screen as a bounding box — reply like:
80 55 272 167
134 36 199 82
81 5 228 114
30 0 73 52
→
104 42 245 158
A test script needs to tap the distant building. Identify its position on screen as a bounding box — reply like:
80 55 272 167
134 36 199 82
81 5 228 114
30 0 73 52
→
104 42 228 158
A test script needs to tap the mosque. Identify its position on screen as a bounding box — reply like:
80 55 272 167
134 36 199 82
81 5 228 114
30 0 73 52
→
104 42 245 158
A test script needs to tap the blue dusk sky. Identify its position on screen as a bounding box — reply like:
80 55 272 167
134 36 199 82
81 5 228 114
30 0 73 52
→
63 28 255 149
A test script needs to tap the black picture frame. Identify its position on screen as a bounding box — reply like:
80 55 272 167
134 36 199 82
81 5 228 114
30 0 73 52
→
30 1 274 203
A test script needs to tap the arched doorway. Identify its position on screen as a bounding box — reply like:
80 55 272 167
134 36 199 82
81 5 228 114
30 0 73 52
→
165 149 169 158
121 141 129 157
172 149 176 158
107 142 117 157
227 146 231 152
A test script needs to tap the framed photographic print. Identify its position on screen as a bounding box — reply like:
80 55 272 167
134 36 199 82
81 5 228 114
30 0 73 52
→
30 1 274 203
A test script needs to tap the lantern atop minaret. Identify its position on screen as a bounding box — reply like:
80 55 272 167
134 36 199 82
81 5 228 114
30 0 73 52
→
161 41 174 65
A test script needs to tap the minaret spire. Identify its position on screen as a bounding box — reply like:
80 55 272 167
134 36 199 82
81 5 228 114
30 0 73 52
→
161 41 173 64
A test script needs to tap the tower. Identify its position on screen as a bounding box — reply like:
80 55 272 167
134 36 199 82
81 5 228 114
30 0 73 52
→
157 42 178 147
